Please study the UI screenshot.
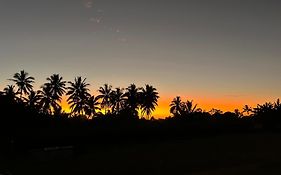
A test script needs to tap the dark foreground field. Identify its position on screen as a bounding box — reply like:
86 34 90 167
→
0 132 281 175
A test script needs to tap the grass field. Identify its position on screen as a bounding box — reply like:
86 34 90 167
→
1 132 281 175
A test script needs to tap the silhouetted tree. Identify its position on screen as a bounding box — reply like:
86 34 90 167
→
39 85 60 114
2 85 19 102
9 70 35 99
242 105 252 116
252 101 280 129
97 84 112 115
85 95 101 118
209 108 223 115
273 99 281 111
67 77 91 116
124 84 141 117
53 105 63 116
234 109 242 118
110 87 126 115
140 85 159 119
37 74 67 114
170 96 182 116
44 74 66 101
181 99 199 115
23 90 42 110
253 102 274 115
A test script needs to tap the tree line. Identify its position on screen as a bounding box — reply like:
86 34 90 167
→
0 70 281 151
1 70 281 122
0 70 159 119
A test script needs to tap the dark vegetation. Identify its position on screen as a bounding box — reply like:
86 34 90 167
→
0 70 281 174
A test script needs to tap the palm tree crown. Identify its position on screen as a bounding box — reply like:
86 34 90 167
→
124 84 141 116
9 70 35 98
67 77 91 115
253 102 274 115
242 105 252 116
23 90 42 109
170 96 182 116
85 95 100 118
181 100 198 115
2 85 19 102
97 84 112 114
39 85 60 114
110 87 126 114
140 84 159 119
44 74 66 101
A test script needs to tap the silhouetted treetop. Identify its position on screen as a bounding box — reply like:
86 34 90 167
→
9 70 35 98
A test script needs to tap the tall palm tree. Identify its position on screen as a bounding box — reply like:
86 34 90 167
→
97 84 112 114
110 87 126 114
39 84 60 114
169 96 182 116
39 74 66 114
9 70 35 99
85 95 101 118
124 84 141 117
140 85 159 119
67 77 91 116
44 74 66 101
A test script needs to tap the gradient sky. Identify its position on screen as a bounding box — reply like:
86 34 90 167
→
1 0 281 117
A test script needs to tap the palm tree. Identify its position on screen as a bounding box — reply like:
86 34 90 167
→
44 74 66 101
38 74 66 114
97 84 112 114
67 77 91 116
124 84 141 117
169 96 182 116
181 99 198 115
253 102 274 115
39 84 60 114
140 85 159 119
2 85 19 102
23 90 42 109
9 70 35 99
242 105 252 116
110 87 126 114
85 95 101 118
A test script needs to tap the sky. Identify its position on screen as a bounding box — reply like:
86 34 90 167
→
0 0 281 118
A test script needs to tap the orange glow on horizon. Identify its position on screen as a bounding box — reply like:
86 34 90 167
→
61 96 71 113
60 94 272 119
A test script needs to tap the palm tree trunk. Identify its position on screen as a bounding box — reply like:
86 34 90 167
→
20 89 23 100
104 105 107 115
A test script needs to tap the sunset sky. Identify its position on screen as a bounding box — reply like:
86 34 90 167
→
1 0 281 118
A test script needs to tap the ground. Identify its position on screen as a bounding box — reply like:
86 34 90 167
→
1 132 281 175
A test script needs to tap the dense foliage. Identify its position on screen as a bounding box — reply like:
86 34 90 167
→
0 70 280 151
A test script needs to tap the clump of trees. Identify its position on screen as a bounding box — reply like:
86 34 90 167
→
0 70 281 151
1 70 159 119
0 70 280 129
